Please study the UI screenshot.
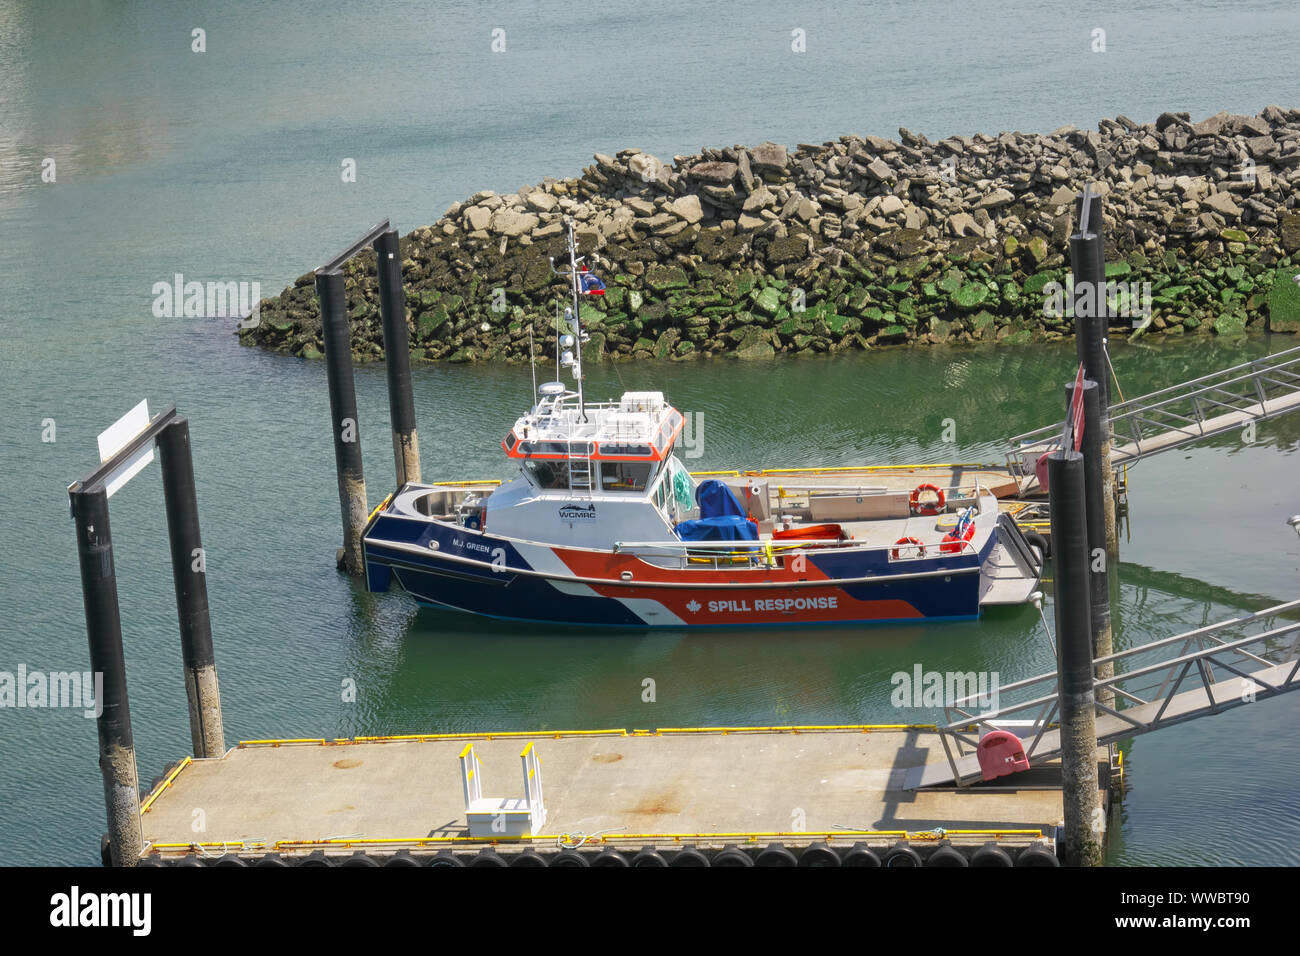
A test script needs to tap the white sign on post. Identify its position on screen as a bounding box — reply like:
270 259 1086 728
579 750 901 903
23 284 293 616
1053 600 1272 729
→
97 400 154 498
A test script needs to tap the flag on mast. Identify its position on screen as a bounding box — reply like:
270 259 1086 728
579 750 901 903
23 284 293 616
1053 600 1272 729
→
578 265 606 295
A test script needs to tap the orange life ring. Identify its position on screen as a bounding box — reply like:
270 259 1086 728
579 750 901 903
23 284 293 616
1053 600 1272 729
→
909 483 946 516
890 536 926 560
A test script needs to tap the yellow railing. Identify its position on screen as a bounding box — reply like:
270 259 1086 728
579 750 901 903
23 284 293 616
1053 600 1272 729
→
139 756 192 813
236 724 946 749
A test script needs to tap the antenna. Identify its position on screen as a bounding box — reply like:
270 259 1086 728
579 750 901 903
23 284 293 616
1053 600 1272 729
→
547 218 589 421
528 323 537 406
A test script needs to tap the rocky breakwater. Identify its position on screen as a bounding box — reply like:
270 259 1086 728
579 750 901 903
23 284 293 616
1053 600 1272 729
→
242 108 1300 364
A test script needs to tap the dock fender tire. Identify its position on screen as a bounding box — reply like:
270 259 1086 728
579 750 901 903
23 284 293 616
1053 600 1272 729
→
212 853 248 867
549 850 589 867
841 843 882 867
884 843 923 867
1015 844 1060 867
711 845 754 867
925 844 969 867
341 852 380 867
670 847 710 867
384 850 422 867
99 833 112 868
175 853 206 867
591 848 630 867
631 847 669 868
297 850 334 867
798 842 841 867
136 855 164 867
1024 530 1049 559
428 850 465 867
254 854 292 867
970 843 1014 868
755 842 798 867
510 849 549 867
468 849 509 868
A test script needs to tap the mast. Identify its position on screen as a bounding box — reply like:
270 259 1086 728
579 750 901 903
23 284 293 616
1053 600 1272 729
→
548 218 588 421
567 218 587 420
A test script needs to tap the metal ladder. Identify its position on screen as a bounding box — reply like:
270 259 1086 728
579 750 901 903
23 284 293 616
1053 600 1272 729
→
567 441 594 494
1006 344 1300 481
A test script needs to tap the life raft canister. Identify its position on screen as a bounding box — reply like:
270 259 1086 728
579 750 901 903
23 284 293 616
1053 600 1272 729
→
909 483 945 516
940 507 977 553
890 536 926 560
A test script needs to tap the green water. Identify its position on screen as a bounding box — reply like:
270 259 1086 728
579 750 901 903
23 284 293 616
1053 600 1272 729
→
2 0 1299 866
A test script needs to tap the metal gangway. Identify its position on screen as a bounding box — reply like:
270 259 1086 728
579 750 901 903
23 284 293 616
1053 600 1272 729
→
904 598 1300 788
1006 344 1300 491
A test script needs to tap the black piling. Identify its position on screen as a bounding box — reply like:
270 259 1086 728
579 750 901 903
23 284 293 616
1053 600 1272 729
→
1071 189 1109 412
1046 450 1103 866
373 228 421 486
1070 187 1119 557
1065 380 1115 706
315 268 368 574
156 417 225 757
70 486 142 867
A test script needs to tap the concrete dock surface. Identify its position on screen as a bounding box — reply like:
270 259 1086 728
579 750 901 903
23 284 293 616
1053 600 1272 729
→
139 727 1097 863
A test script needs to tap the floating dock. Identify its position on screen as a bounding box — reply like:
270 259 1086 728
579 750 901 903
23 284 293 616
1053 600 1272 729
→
136 725 1109 866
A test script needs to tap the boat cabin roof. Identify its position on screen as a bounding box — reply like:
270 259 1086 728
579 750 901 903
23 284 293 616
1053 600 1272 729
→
502 388 684 462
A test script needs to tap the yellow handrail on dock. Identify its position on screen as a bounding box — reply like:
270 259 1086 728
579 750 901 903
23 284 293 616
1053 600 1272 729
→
236 724 945 749
139 756 192 813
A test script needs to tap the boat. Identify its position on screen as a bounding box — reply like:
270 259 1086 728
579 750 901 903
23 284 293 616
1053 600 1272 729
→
361 220 1044 628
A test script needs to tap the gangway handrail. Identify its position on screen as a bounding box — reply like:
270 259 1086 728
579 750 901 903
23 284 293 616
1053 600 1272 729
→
1009 346 1300 448
912 599 1300 787
1102 343 1300 412
1004 347 1300 477
944 597 1300 714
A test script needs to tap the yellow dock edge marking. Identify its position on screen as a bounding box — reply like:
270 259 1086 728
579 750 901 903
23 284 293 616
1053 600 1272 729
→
146 828 1047 854
652 724 938 734
236 725 947 748
139 756 192 813
423 467 1012 494
747 464 997 475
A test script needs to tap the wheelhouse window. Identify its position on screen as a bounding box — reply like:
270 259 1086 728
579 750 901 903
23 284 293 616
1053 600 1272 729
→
600 461 651 492
523 459 569 489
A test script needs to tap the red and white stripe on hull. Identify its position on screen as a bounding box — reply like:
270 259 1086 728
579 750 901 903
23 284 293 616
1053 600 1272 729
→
538 541 929 625
585 584 924 626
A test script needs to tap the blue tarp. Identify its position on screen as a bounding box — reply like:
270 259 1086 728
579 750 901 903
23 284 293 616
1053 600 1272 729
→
696 479 747 519
674 515 759 542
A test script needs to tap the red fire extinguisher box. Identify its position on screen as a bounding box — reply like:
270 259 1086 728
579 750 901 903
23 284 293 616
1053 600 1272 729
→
977 729 1031 780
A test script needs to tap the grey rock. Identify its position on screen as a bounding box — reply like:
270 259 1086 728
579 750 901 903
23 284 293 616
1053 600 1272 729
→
688 161 739 185
749 142 788 174
669 195 704 223
863 157 894 181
